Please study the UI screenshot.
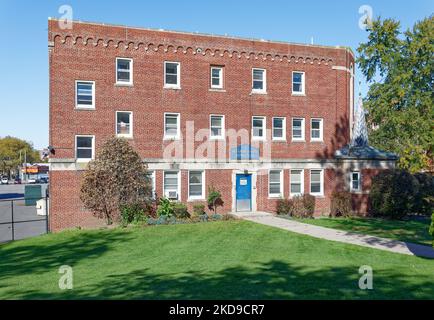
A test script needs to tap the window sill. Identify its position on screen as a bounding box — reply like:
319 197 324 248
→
272 139 287 142
76 159 92 163
292 139 306 143
116 135 133 139
310 194 325 198
115 82 133 87
209 136 225 141
290 194 304 198
163 137 180 141
75 106 95 111
252 137 266 142
251 91 267 95
310 140 324 143
268 195 283 199
187 198 206 202
292 93 306 97
164 85 181 90
209 88 226 92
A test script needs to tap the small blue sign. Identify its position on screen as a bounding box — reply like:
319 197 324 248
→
230 144 259 160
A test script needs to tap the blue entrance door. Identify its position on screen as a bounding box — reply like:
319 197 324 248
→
236 174 252 212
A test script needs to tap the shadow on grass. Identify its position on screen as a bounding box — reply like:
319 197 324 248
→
3 260 434 300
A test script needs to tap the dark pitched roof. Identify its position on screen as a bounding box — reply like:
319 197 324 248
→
335 145 398 160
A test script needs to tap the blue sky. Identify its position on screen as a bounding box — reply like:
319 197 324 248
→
0 0 432 149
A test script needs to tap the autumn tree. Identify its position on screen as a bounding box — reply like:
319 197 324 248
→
357 16 433 172
0 136 40 176
80 137 152 224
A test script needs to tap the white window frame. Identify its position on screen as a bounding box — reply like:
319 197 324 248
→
164 112 181 140
310 118 323 142
75 80 95 109
75 135 95 162
292 118 305 141
252 68 267 94
115 111 133 138
188 170 205 200
163 170 181 200
164 61 181 89
290 169 304 197
350 171 361 192
310 169 324 197
269 170 283 198
272 117 286 141
115 57 133 85
149 171 156 199
252 116 266 141
209 114 225 140
210 66 223 89
292 71 305 95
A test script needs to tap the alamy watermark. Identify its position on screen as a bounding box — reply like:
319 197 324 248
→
358 265 373 290
58 4 73 30
58 265 73 290
358 5 374 30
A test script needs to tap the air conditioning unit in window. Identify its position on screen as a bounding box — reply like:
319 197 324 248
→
166 191 178 200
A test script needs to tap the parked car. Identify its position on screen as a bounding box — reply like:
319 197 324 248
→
14 177 22 184
1 177 8 184
27 178 37 184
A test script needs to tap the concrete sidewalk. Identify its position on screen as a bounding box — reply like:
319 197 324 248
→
231 212 434 259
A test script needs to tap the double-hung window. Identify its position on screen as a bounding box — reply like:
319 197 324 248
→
290 169 304 197
210 115 225 139
164 171 180 200
292 118 305 141
75 135 94 161
164 113 180 140
116 111 133 138
164 61 180 88
311 118 323 142
75 81 95 109
269 170 283 198
252 68 266 93
310 169 324 196
189 171 204 200
210 66 223 89
292 71 305 95
252 116 266 140
272 117 286 141
351 171 361 192
116 58 133 85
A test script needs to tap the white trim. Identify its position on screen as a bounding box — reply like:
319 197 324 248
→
75 80 95 109
149 170 156 199
310 118 323 142
350 171 361 192
164 61 181 89
272 117 286 141
188 170 205 200
115 57 133 85
290 169 304 197
268 169 283 198
251 68 267 94
292 71 305 95
163 170 181 201
209 114 225 140
115 111 133 138
292 117 305 141
75 135 95 162
163 112 181 140
252 116 266 141
309 169 324 197
210 66 223 89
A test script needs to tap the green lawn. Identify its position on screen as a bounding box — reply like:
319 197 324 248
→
292 217 432 246
0 220 433 299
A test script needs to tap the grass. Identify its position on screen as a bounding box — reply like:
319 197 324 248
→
292 216 432 246
0 220 433 299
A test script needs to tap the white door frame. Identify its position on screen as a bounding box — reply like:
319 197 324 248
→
231 169 257 212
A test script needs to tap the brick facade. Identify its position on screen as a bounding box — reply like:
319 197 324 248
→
48 19 392 231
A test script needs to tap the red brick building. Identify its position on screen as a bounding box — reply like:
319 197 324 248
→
48 19 396 231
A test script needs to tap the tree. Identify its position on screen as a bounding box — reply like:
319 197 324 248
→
80 137 152 225
0 136 40 176
430 212 434 248
207 186 223 215
357 16 434 173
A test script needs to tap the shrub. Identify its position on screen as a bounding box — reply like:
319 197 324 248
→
192 203 206 216
276 198 291 215
120 202 146 226
173 202 190 219
370 170 420 219
156 197 174 217
302 194 316 217
288 195 316 218
330 191 353 217
210 214 222 220
429 212 434 248
413 173 434 215
207 186 223 214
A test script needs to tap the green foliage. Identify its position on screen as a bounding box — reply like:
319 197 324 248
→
80 137 152 225
276 195 316 218
413 173 434 215
0 136 40 176
120 203 146 226
430 212 434 248
357 16 434 173
192 203 206 216
370 170 420 219
173 202 190 219
302 195 316 217
156 197 175 217
207 186 223 214
276 198 291 215
330 191 354 217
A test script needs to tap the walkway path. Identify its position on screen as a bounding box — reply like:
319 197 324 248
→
232 212 434 258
